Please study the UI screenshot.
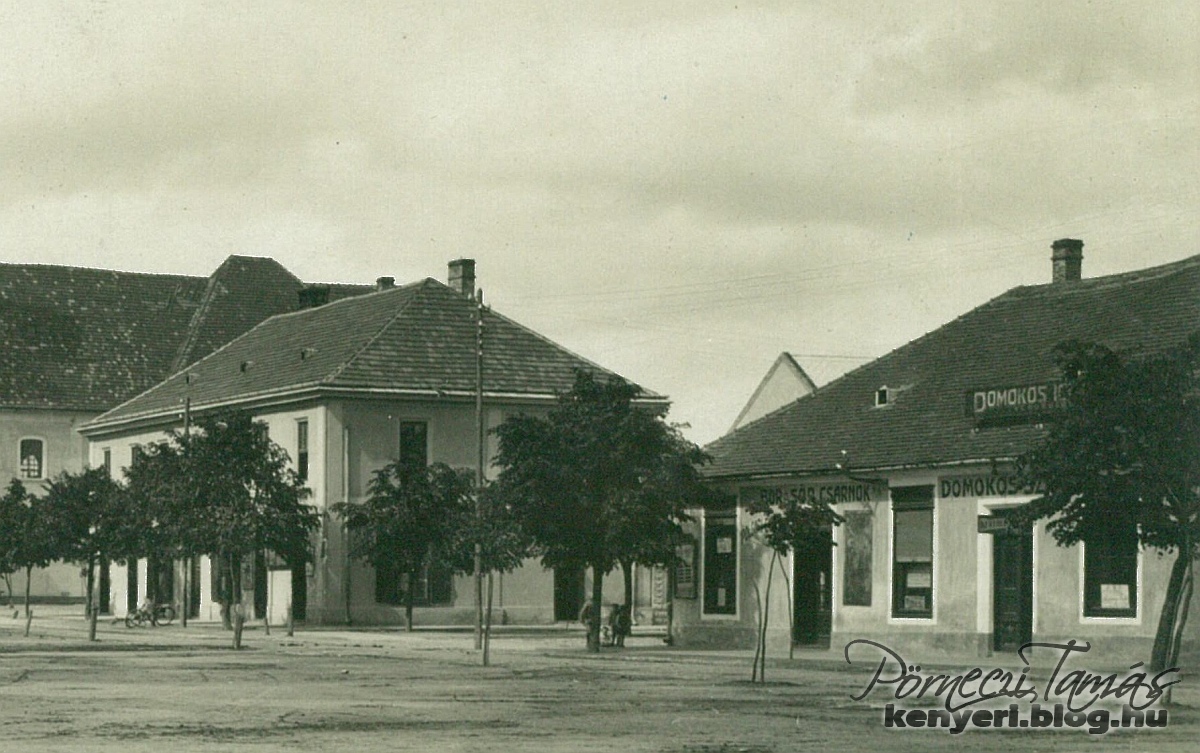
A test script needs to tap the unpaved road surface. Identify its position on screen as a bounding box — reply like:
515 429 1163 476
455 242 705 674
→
2 607 1196 752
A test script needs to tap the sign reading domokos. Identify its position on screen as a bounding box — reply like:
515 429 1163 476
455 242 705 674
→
966 382 1066 425
940 475 1043 499
744 482 887 507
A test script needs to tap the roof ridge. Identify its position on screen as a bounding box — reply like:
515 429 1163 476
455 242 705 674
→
725 250 1200 440
1007 251 1200 296
321 279 433 386
0 261 203 282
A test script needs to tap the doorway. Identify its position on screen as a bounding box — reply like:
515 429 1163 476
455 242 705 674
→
992 513 1033 652
793 529 832 646
554 566 585 622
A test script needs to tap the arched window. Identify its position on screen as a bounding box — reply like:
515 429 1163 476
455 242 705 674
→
19 438 45 479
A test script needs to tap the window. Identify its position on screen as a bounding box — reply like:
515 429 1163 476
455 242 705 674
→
296 420 309 482
102 448 112 474
375 557 452 606
703 509 738 615
131 445 146 469
398 421 428 479
875 387 889 407
1084 525 1138 618
19 438 45 479
842 510 873 607
891 486 934 618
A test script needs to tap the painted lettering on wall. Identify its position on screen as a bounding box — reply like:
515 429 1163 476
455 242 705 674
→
966 382 1067 426
940 475 1043 499
745 483 885 507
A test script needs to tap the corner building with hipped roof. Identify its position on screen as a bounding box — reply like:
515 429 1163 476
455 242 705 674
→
81 260 670 627
672 241 1200 665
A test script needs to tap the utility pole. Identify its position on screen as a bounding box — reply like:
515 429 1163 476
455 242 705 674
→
182 374 192 629
473 288 485 650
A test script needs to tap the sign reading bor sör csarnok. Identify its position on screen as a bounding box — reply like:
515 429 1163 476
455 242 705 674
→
743 482 888 506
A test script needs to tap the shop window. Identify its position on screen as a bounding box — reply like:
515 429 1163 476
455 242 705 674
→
18 438 44 479
296 420 309 482
842 510 873 607
674 538 697 599
1083 525 1138 618
891 486 933 618
703 509 738 616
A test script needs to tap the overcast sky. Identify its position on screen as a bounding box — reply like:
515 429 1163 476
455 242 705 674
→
2 2 1197 444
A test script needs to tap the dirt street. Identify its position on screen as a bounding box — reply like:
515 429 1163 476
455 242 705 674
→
1 607 1196 752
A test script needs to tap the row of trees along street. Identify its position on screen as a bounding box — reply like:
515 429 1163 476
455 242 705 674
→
4 335 1193 669
0 371 717 657
0 413 317 647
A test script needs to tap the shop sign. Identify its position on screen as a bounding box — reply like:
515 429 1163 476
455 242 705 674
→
940 475 1043 499
977 515 1012 534
966 382 1067 426
743 482 887 507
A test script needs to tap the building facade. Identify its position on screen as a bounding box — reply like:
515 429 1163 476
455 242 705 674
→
673 241 1200 665
0 257 370 603
81 261 669 626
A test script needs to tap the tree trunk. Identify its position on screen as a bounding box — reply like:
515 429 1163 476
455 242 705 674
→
587 567 604 653
1166 547 1195 672
217 551 233 630
1152 549 1190 672
776 553 794 660
483 571 494 666
86 557 98 642
758 551 776 684
621 560 633 615
751 580 763 682
23 566 33 637
85 558 95 619
231 552 245 649
405 571 415 632
181 556 189 629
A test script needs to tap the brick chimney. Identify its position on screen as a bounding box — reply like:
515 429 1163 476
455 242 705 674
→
448 259 476 298
375 276 395 291
1051 239 1083 283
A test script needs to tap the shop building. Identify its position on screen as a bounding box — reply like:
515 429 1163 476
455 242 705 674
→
673 241 1200 664
81 260 670 627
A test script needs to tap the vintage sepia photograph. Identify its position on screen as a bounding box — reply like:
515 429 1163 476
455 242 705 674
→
2 2 1198 750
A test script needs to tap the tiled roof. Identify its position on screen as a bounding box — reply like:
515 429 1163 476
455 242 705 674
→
0 257 373 412
87 278 662 428
705 253 1200 480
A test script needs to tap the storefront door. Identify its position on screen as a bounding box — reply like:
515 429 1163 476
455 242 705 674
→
992 516 1032 652
793 530 832 646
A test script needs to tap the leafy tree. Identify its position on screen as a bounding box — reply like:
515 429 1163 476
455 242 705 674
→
1018 334 1200 672
742 495 842 680
124 412 317 647
333 461 475 631
0 480 57 636
42 468 128 641
490 370 708 652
